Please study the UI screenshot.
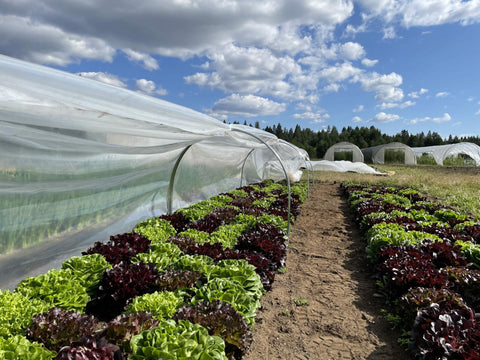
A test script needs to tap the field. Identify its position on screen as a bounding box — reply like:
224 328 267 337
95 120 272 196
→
244 165 480 359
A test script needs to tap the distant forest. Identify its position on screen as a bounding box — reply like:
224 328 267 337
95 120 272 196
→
230 121 480 159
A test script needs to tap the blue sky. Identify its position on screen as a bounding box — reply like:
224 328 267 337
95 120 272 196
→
1 0 480 138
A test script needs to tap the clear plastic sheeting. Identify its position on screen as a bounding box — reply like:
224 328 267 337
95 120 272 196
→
311 160 384 174
412 142 480 166
361 142 417 165
323 142 364 162
0 55 308 289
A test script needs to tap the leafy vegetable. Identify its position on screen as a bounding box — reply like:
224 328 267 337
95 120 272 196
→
156 269 203 292
125 291 185 321
0 335 56 360
132 242 183 272
54 336 120 360
134 218 176 245
99 311 159 353
82 233 151 266
15 268 89 312
174 300 253 359
86 262 159 321
26 307 100 352
61 254 112 295
129 319 228 360
0 289 49 339
192 277 260 326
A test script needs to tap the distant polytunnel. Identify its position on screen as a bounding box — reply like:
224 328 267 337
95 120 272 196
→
412 142 480 166
323 142 364 162
361 142 417 165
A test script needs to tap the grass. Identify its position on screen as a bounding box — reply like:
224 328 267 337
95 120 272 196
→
306 164 480 221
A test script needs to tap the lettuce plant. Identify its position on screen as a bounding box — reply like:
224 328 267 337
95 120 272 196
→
134 218 176 245
411 303 480 359
86 262 159 321
132 242 183 272
192 277 260 326
99 311 159 354
0 335 56 360
61 254 112 295
125 291 185 321
174 300 253 359
26 307 100 352
15 268 89 312
54 336 120 360
156 269 203 292
82 233 151 266
0 290 49 339
129 319 227 360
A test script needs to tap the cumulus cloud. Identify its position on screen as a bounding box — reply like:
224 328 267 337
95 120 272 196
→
123 49 159 70
293 110 330 124
361 58 378 67
358 0 480 27
184 44 307 100
319 61 362 83
410 112 452 124
77 72 126 88
377 100 415 109
408 88 429 98
352 116 363 122
135 79 168 96
209 94 286 118
353 71 404 102
370 112 400 123
436 91 450 98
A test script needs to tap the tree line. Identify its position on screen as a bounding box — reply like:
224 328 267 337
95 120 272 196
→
230 121 480 159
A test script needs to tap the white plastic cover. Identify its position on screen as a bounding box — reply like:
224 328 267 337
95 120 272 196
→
0 55 308 289
311 160 384 174
361 142 417 165
323 142 364 162
412 142 480 165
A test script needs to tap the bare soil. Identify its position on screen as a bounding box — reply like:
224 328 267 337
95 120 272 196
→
244 182 411 360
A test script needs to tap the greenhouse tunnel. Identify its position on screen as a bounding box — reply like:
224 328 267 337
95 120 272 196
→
323 141 364 162
413 142 480 166
0 55 310 289
361 142 417 165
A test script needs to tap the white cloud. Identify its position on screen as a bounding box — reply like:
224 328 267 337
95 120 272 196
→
323 83 341 92
410 112 452 124
377 100 415 109
0 0 353 64
0 14 115 66
361 58 378 67
77 72 126 88
135 79 168 96
358 0 480 27
370 112 400 123
354 71 404 102
352 116 363 122
209 94 286 118
383 26 396 39
408 88 428 98
475 109 480 116
123 49 159 70
319 61 362 83
436 91 450 98
293 110 330 123
184 44 306 100
353 105 364 112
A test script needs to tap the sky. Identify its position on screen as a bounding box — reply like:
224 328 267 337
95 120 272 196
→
1 0 480 139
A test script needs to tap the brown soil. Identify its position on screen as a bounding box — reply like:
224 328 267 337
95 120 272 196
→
244 182 411 360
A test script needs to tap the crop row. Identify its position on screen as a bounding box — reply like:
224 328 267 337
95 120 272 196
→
0 179 307 360
342 182 480 359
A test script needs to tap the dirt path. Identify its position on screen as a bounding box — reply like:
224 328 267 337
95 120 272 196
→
244 182 410 360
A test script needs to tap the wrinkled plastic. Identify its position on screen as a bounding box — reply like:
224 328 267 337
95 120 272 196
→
0 55 308 289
